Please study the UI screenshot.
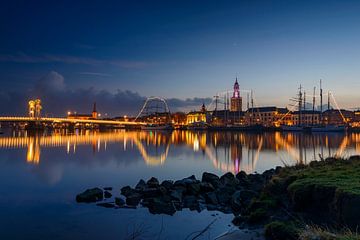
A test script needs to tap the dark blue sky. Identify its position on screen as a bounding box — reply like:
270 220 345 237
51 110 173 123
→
1 0 360 115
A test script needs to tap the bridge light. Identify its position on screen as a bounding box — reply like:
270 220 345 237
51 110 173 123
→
67 111 71 116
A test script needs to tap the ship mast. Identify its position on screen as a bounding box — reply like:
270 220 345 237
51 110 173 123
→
312 87 316 125
320 79 323 124
299 85 302 126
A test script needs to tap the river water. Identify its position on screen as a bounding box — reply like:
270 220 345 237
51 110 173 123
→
0 129 358 239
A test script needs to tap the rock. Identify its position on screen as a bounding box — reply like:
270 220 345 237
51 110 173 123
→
263 168 276 180
216 189 232 205
142 188 162 198
183 195 199 209
220 172 239 187
170 189 183 202
76 188 103 203
187 182 201 195
199 182 215 192
121 186 136 197
231 191 243 213
135 179 147 191
236 171 247 181
148 198 176 215
126 192 142 206
232 215 246 226
103 187 112 191
275 166 282 174
236 171 252 189
115 197 125 206
202 172 219 183
147 177 160 188
161 180 174 189
104 191 112 198
96 202 115 208
174 175 198 187
237 190 259 207
204 192 218 205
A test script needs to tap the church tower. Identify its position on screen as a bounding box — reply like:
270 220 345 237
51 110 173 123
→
92 102 97 119
230 78 242 112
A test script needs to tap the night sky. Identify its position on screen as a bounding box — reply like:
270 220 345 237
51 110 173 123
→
1 0 360 116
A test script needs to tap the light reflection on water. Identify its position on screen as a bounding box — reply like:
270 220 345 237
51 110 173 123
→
1 130 359 173
0 130 359 239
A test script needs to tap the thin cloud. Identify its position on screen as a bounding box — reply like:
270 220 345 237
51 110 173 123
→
0 53 152 69
79 72 113 77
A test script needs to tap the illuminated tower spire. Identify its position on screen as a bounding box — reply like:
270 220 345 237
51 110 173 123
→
233 77 240 98
92 102 97 119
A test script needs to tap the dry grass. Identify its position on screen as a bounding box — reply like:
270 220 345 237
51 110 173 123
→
299 225 360 240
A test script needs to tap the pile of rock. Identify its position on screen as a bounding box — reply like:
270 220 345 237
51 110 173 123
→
76 169 280 216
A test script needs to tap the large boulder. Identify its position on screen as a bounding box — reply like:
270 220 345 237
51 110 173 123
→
161 180 174 189
142 188 162 198
135 179 147 191
187 182 201 195
147 177 160 188
121 186 136 197
170 189 183 202
126 192 142 206
115 197 125 206
148 198 176 215
199 182 215 193
204 191 218 205
104 190 112 198
220 172 239 187
76 188 103 203
202 172 220 187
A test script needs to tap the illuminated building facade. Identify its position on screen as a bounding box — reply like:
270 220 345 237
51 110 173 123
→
292 110 321 125
186 103 209 125
245 107 289 127
230 78 242 112
68 102 98 120
323 109 354 125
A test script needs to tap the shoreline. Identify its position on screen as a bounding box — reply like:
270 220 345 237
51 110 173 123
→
76 156 360 240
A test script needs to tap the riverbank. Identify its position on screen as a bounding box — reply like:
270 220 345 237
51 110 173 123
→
76 156 360 239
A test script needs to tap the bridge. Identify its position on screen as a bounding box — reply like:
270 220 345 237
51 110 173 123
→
0 96 173 128
0 116 145 126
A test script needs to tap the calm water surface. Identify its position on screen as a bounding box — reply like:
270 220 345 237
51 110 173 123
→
0 129 358 239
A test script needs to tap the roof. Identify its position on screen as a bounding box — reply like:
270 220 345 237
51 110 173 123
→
293 110 321 114
247 106 277 112
212 110 244 117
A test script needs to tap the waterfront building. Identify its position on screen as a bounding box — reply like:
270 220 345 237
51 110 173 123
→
230 78 242 112
186 103 210 125
323 109 354 125
68 102 98 120
245 107 289 127
211 110 245 125
292 110 321 125
171 112 187 125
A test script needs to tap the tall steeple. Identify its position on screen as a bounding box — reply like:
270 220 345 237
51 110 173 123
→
233 77 240 98
92 102 97 119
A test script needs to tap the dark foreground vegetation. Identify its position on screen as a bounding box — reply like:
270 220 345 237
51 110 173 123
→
76 156 360 240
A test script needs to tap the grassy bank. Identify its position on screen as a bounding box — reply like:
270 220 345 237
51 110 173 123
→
242 156 360 240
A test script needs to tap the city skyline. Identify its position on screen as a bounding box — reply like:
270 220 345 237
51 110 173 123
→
1 1 360 115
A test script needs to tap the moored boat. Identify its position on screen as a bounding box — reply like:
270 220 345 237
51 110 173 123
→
309 125 346 132
281 125 304 131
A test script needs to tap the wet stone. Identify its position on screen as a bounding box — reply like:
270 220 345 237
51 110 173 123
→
115 197 125 206
147 177 159 188
76 188 103 203
104 191 112 198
